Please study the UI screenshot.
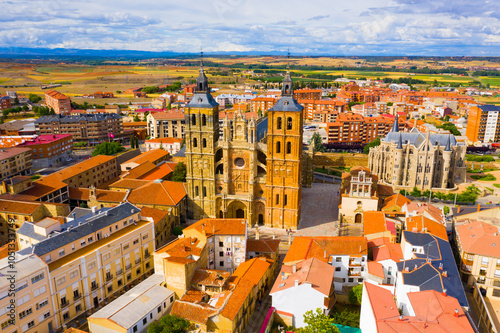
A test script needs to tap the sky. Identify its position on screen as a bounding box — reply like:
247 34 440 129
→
1 0 500 55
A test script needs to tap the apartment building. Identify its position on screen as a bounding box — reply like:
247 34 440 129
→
249 97 277 113
0 96 11 111
182 218 247 273
0 147 32 181
18 134 73 169
294 88 322 101
35 113 123 145
144 137 183 155
299 99 346 120
44 90 71 115
284 236 368 292
0 254 56 333
146 110 185 139
16 203 155 329
466 105 500 143
455 221 500 298
0 120 36 136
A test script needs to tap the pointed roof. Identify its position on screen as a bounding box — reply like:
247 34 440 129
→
391 113 399 132
396 132 403 149
186 51 218 108
267 54 303 113
444 135 451 151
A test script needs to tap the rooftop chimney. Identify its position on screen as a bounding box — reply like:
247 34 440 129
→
91 206 97 214
457 206 461 214
293 263 297 274
442 271 448 278
398 315 403 322
294 280 299 287
477 204 481 212
454 309 459 317
442 288 447 296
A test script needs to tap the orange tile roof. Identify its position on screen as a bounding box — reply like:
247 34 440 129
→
45 90 70 100
138 162 176 180
270 257 334 296
191 268 230 287
184 218 246 237
364 211 391 235
367 261 385 278
246 239 280 253
377 184 395 197
406 216 448 240
150 110 185 120
156 237 204 258
109 179 151 190
139 206 169 226
456 221 500 258
230 257 270 286
372 243 404 262
127 180 186 206
123 161 158 179
284 236 368 264
405 202 443 223
68 187 126 203
145 137 183 144
125 149 169 165
180 288 208 303
170 301 218 324
382 194 411 211
220 277 254 320
0 199 41 215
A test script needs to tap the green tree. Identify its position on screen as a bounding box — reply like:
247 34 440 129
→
410 186 422 197
28 93 42 103
363 137 381 154
331 308 360 328
348 284 363 305
311 132 325 152
301 308 340 333
443 206 450 215
172 162 187 182
92 142 125 157
167 103 172 110
436 122 460 136
2 109 9 118
133 114 140 122
22 105 28 111
387 102 393 106
147 314 190 333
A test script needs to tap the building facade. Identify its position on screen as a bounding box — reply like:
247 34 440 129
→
466 105 500 144
44 90 71 115
146 110 185 139
185 62 308 229
19 134 73 169
0 147 32 181
35 113 123 146
368 117 466 191
0 96 11 111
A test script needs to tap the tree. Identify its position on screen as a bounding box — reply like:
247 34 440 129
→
348 284 363 305
363 137 381 154
92 142 125 157
13 97 19 105
133 114 140 122
331 308 360 328
443 205 450 215
172 162 187 182
301 308 340 333
387 102 393 106
311 132 325 152
28 93 42 103
147 314 190 333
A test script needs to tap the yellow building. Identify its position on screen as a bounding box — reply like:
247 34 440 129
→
185 60 309 229
16 203 155 329
0 254 56 333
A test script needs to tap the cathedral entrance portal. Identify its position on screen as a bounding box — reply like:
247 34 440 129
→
227 201 247 219
236 209 245 218
258 214 264 226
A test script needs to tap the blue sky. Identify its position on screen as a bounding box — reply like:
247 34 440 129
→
2 0 500 55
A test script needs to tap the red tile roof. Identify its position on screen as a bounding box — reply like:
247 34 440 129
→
246 239 280 253
170 301 218 324
127 180 186 206
183 218 246 237
456 220 500 258
367 261 385 278
406 215 448 240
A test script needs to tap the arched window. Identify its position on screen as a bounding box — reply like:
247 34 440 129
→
192 114 196 126
287 117 292 130
193 138 198 147
277 117 282 130
276 141 281 154
203 138 207 148
286 142 292 154
202 114 206 126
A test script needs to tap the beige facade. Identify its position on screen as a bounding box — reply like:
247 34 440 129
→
0 147 32 181
16 203 155 330
0 254 56 333
368 120 466 191
339 168 379 224
147 111 185 139
185 65 310 229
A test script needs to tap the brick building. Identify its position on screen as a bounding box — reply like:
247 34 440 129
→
44 90 71 114
0 96 11 111
249 97 277 114
0 147 32 181
293 88 322 100
35 113 123 145
18 134 73 168
299 99 346 120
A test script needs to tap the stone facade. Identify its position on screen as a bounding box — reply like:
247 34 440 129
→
368 117 466 191
339 168 380 224
185 62 311 229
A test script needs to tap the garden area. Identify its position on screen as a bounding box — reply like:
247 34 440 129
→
400 185 481 204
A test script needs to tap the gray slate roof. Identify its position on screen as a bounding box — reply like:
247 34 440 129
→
268 96 304 113
382 131 461 149
187 92 218 108
479 105 500 112
35 113 122 123
17 222 47 242
18 202 140 257
397 231 468 307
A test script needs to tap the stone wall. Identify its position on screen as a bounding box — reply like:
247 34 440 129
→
314 153 369 168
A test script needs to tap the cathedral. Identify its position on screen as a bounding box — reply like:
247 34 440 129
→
184 59 312 229
368 116 467 191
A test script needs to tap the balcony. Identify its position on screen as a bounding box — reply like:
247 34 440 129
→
116 270 122 276
349 259 362 267
91 283 99 291
348 268 361 277
73 294 81 301
126 264 132 270
144 252 150 259
60 300 68 308
135 258 141 264
106 274 113 282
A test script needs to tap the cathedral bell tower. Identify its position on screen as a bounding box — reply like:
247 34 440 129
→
185 53 219 219
265 54 304 229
